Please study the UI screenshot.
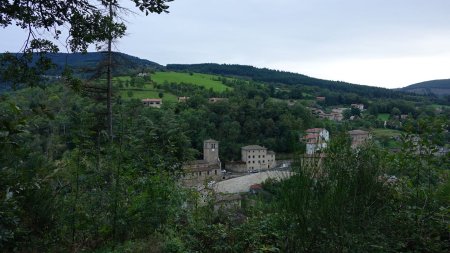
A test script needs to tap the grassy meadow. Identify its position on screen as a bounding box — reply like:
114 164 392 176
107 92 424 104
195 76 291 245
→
151 71 232 92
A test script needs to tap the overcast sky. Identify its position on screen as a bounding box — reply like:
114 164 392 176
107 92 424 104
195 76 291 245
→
2 0 450 88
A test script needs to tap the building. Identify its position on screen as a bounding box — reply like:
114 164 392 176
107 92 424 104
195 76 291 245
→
182 139 222 186
137 72 148 77
348 129 371 149
142 98 162 108
178 96 189 102
303 128 329 155
321 111 343 121
351 104 364 111
316 96 326 101
241 145 277 171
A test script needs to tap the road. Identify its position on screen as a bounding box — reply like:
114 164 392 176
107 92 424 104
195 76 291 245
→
213 170 293 194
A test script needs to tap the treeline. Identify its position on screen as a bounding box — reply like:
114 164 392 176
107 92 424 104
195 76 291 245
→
0 52 163 80
167 63 404 99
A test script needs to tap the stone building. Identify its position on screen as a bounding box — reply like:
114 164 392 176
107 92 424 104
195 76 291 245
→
351 104 364 111
182 139 222 186
348 129 370 149
178 96 189 102
303 128 329 155
241 145 276 171
142 98 162 108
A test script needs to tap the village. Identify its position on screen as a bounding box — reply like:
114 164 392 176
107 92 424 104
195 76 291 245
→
138 94 440 210
177 126 371 209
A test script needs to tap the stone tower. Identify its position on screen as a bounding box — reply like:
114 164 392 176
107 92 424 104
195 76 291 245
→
203 139 219 164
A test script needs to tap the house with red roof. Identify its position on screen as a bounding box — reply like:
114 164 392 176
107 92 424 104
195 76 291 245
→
303 128 329 155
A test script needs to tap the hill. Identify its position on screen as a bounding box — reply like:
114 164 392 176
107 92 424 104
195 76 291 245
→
399 79 450 97
166 63 402 99
1 52 163 78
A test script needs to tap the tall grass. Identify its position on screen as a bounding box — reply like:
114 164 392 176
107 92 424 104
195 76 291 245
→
269 135 389 251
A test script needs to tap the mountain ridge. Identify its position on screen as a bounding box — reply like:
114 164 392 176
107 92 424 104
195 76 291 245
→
399 79 450 97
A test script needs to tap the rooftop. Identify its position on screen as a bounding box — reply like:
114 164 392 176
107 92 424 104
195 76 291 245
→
242 145 267 150
304 133 319 139
306 128 326 133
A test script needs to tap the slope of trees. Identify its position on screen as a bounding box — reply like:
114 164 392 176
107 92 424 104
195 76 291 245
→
167 63 404 99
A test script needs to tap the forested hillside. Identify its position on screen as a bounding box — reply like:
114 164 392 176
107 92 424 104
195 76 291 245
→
400 78 450 97
167 63 402 98
0 52 162 78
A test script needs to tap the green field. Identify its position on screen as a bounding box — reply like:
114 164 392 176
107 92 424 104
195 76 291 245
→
152 72 232 92
372 128 403 138
112 76 178 103
372 128 403 148
117 89 177 103
377 113 390 121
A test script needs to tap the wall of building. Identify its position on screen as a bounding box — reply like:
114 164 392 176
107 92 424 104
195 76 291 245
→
225 161 247 173
204 140 219 163
242 148 269 170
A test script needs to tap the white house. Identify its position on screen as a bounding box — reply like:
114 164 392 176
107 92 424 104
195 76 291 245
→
303 128 329 155
142 98 162 108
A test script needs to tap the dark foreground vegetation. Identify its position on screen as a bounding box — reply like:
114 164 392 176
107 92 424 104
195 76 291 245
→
1 79 449 252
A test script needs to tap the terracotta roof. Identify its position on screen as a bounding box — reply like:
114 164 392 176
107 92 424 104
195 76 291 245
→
242 145 267 150
304 133 319 139
183 161 220 172
306 128 326 133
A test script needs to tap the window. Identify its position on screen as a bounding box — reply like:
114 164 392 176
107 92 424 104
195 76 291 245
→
263 155 265 158
253 161 255 163
253 155 255 158
207 171 210 175
258 155 260 158
215 170 217 175
248 155 250 158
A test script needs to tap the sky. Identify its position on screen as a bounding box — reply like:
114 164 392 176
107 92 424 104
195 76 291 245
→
2 0 450 89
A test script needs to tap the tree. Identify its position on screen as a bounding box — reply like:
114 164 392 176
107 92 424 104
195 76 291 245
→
0 0 174 138
350 107 361 117
343 109 352 120
391 107 401 116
